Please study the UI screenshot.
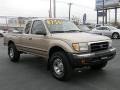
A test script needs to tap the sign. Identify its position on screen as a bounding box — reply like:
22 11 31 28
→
97 11 106 16
83 13 86 24
96 0 120 10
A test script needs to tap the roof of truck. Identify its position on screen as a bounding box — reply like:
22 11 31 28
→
30 18 67 21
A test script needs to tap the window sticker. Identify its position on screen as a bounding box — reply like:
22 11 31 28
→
47 19 63 25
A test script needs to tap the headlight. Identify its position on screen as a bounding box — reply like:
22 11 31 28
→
72 43 88 52
72 43 80 51
108 40 112 47
79 43 88 52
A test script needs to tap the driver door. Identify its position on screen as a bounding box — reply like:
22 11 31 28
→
27 20 49 58
94 27 103 35
101 27 111 37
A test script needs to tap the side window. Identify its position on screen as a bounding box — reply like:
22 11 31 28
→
102 27 108 30
25 21 32 34
96 27 102 30
105 27 110 30
31 20 46 35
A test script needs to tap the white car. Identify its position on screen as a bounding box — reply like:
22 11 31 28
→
90 26 120 39
0 29 8 37
78 25 91 32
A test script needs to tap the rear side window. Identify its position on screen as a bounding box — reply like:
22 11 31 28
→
25 21 32 34
102 27 109 30
96 27 103 30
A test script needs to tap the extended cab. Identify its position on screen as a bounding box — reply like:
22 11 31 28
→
4 19 116 81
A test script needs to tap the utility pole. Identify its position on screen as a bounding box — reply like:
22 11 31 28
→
53 0 56 18
115 7 117 25
103 0 104 26
109 9 110 25
68 3 72 21
49 0 52 18
97 10 99 24
5 17 8 30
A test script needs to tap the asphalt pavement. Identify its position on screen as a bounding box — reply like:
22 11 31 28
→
0 37 120 90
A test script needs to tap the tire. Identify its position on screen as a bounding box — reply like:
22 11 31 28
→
0 34 3 37
8 44 20 62
50 51 73 81
90 62 107 70
112 33 119 39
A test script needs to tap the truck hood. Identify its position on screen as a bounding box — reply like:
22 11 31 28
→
51 32 110 42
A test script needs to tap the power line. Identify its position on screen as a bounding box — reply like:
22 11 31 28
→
56 1 94 10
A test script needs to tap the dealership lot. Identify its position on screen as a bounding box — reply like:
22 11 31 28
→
0 37 120 90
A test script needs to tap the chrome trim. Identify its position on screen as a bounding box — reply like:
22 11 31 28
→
73 48 116 58
88 40 109 52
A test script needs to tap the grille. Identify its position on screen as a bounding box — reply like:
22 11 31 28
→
90 42 109 52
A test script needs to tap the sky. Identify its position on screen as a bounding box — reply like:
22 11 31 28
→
0 0 119 23
0 0 97 22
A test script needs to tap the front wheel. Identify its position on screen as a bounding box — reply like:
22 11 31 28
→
8 44 20 62
0 34 3 37
50 51 73 81
90 62 107 70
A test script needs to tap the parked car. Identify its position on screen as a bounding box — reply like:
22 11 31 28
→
77 25 91 32
8 27 23 34
8 29 23 34
94 24 102 28
90 26 120 39
0 29 8 37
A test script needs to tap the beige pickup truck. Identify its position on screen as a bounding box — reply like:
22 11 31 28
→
4 19 116 81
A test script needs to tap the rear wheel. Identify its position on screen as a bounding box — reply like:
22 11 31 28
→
112 33 119 39
8 44 20 62
90 62 107 70
50 51 73 81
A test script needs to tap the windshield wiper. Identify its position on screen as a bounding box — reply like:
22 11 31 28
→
66 30 82 32
50 31 65 33
50 30 82 33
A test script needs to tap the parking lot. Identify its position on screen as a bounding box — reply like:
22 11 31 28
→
0 37 120 90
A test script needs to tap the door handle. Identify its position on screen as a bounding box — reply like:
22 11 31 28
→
29 38 32 40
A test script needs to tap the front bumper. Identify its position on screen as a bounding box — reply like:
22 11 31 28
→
67 48 116 67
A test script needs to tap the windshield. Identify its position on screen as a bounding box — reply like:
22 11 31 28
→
45 19 81 33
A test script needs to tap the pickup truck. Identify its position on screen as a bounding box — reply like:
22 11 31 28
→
4 19 116 81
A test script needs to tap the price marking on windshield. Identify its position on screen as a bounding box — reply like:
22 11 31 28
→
47 20 63 25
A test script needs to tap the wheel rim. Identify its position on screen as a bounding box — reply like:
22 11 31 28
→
113 34 118 39
53 58 64 76
9 48 14 59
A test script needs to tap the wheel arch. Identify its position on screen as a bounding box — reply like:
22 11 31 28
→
8 40 15 46
112 32 119 35
49 46 66 59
